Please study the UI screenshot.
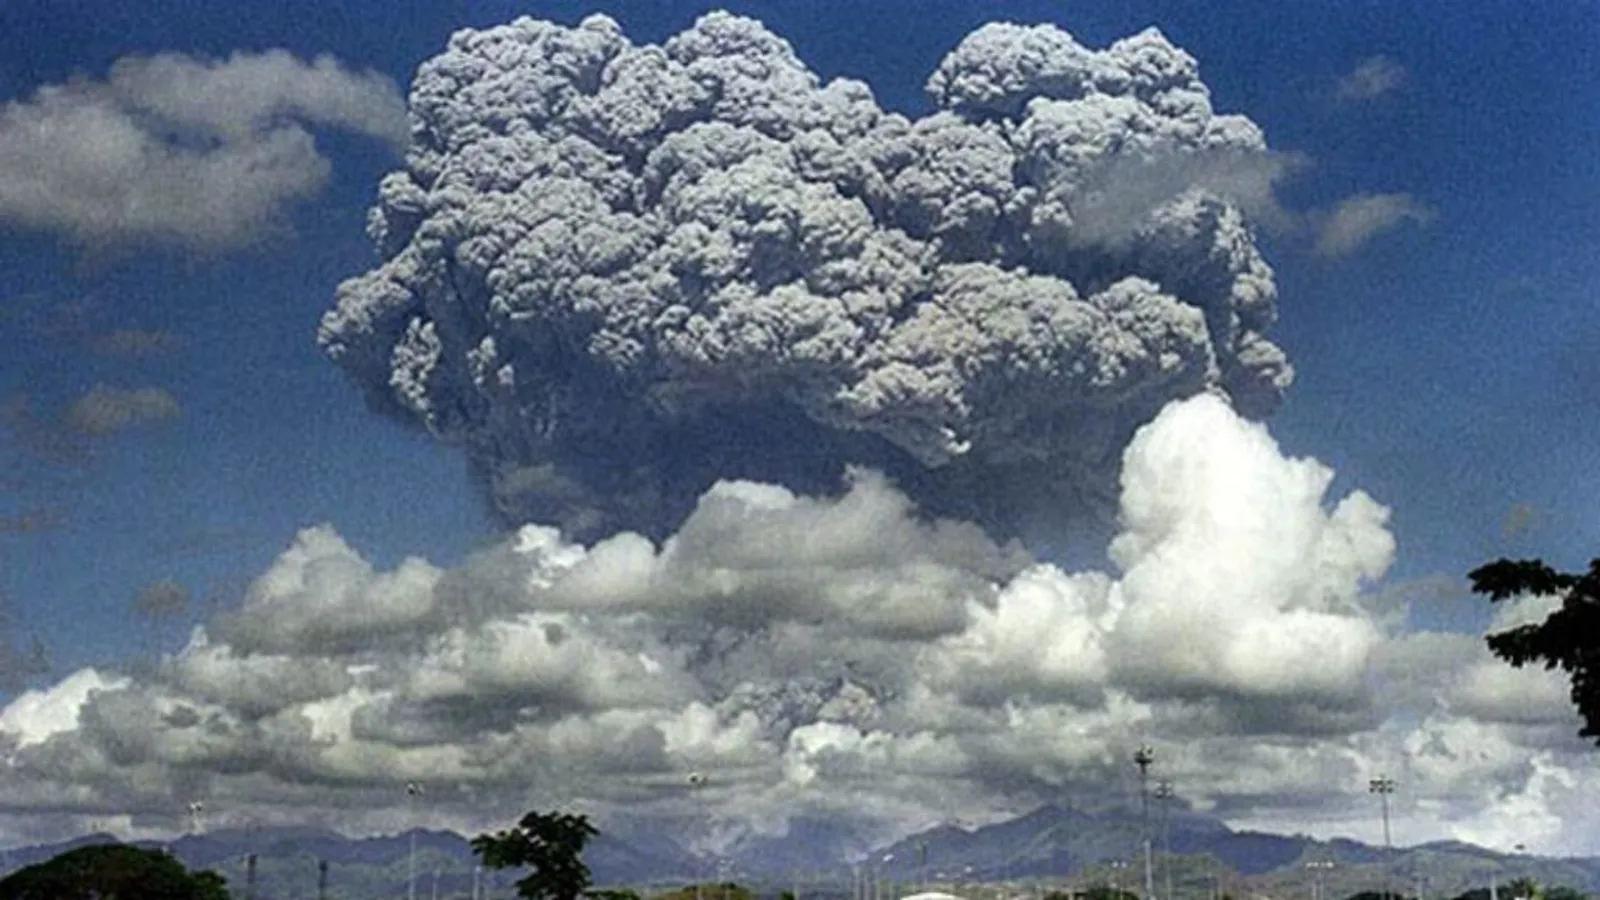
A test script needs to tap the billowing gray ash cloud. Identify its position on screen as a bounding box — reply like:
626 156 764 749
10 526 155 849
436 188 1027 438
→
321 12 1293 541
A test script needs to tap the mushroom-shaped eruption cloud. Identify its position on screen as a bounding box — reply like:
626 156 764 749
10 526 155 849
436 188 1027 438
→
321 12 1293 541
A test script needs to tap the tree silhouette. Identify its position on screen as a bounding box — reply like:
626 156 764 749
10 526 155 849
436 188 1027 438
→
1468 558 1600 742
0 843 229 899
472 810 599 900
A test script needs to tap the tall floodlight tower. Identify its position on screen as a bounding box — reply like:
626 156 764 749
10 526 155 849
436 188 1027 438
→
1135 746 1156 900
407 781 425 900
1155 781 1175 900
688 772 709 900
1368 776 1396 900
1306 860 1334 900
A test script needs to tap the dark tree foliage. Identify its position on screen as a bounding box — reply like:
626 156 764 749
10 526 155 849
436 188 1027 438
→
472 809 600 900
651 884 755 900
1468 557 1600 743
1503 878 1541 899
0 843 230 900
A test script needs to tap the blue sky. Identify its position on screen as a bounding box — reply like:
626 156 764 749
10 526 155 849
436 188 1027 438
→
0 0 1597 855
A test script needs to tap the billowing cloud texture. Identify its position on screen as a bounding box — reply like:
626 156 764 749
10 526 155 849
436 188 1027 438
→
5 394 1592 854
321 13 1296 540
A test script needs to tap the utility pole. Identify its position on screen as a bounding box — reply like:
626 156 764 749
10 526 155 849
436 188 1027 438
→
1135 746 1156 900
245 853 258 900
1155 781 1175 900
1369 776 1396 900
1064 793 1075 884
317 858 329 900
689 772 709 900
407 782 425 900
1306 860 1334 900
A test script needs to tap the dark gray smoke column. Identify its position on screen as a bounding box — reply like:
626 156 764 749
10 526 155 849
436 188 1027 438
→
321 12 1293 541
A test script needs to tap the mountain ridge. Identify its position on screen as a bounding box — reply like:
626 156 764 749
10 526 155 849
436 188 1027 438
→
2 805 1592 900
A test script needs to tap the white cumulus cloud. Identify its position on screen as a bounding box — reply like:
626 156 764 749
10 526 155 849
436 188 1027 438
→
0 50 407 249
9 393 1562 853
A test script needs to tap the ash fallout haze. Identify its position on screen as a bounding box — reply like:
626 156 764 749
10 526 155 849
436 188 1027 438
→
0 0 1598 867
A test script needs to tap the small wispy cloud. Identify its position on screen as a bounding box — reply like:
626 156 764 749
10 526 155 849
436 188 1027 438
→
1313 192 1434 257
87 329 183 361
63 384 182 437
0 509 68 535
1337 56 1407 102
131 579 191 620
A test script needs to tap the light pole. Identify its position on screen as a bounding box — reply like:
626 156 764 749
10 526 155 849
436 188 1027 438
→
187 801 205 838
1112 859 1130 898
1512 845 1528 900
1135 746 1156 900
688 772 708 900
1306 860 1334 900
1155 781 1174 900
407 781 424 900
1368 776 1396 900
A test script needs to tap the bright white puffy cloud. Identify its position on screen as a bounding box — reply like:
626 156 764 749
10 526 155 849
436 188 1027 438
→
0 393 1593 855
550 470 1027 641
218 525 443 655
1108 394 1392 708
0 669 129 751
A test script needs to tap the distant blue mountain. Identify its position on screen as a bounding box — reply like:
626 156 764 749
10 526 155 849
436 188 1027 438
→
0 804 1591 900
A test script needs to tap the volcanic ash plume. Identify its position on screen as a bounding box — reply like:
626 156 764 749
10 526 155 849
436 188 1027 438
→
320 12 1294 539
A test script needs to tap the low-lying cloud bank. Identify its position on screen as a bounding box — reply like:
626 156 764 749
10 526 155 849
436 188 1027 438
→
1 394 1588 854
